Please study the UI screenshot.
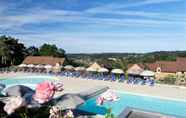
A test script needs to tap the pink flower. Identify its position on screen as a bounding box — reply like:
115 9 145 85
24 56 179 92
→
101 90 119 101
96 89 119 105
54 81 64 92
64 110 74 118
4 96 26 115
96 96 104 105
49 106 60 118
33 81 55 104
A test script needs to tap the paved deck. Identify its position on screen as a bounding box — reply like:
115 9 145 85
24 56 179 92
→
1 72 186 101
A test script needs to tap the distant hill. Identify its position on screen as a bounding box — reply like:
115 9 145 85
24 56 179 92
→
67 51 186 66
67 51 186 59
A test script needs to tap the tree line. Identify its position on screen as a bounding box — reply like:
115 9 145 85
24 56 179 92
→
1 35 186 68
0 35 66 67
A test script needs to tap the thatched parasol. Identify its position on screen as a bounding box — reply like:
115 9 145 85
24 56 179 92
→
111 69 124 74
27 64 35 68
44 64 52 69
140 70 155 77
75 67 86 71
127 64 144 75
35 65 44 68
64 65 74 70
18 64 27 68
86 62 102 72
98 68 109 73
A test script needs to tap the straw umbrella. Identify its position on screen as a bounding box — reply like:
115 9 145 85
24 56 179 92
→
140 70 155 80
98 68 109 73
127 64 144 76
75 67 86 71
86 62 102 78
140 70 155 77
45 64 52 69
18 64 27 71
18 64 27 68
35 65 44 69
111 69 124 74
53 64 62 73
64 65 74 71
45 64 52 73
86 62 102 72
27 64 34 68
98 67 109 79
111 69 124 81
86 67 97 72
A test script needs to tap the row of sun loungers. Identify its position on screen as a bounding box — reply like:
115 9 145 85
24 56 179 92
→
59 71 155 86
0 67 155 86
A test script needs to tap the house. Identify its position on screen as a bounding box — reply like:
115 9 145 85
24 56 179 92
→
22 56 65 66
128 57 186 80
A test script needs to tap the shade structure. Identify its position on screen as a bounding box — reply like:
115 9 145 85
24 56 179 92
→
35 65 44 68
64 65 74 70
53 65 62 73
127 64 144 75
86 68 97 72
86 62 102 72
53 94 85 110
111 69 124 74
44 64 52 69
18 64 27 67
27 64 34 68
75 67 86 71
140 70 155 77
98 68 109 73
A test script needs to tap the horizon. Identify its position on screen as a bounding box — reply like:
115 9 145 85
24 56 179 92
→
0 0 186 53
66 50 186 55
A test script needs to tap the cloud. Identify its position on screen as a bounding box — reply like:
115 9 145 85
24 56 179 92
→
87 0 183 12
0 0 185 53
0 7 184 33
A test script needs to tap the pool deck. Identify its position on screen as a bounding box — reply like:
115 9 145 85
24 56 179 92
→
1 72 186 101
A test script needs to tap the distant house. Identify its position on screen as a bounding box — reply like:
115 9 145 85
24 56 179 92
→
22 56 65 66
128 57 186 79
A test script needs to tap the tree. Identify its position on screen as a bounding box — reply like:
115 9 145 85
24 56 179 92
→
0 35 26 65
39 44 58 56
39 44 66 57
26 46 39 56
0 40 9 65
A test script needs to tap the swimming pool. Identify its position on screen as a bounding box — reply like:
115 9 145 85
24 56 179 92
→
0 75 54 89
78 91 186 117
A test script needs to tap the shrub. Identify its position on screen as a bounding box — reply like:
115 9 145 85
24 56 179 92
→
161 75 177 85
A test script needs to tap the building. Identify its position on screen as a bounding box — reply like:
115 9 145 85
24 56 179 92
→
128 57 186 80
22 56 65 66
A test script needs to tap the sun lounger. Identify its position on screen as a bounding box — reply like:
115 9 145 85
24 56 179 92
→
79 86 109 100
111 74 116 81
119 75 125 82
118 107 176 118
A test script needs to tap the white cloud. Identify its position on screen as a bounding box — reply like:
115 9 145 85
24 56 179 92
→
0 7 184 32
87 0 183 12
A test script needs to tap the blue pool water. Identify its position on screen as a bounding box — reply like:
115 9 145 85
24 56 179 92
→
0 75 53 89
78 91 186 117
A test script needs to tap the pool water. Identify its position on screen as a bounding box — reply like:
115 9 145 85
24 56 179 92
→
78 91 186 117
0 75 53 89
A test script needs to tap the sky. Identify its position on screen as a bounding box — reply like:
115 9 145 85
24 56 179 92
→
0 0 186 53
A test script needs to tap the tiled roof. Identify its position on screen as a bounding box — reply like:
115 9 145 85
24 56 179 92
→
22 56 65 66
146 57 186 73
